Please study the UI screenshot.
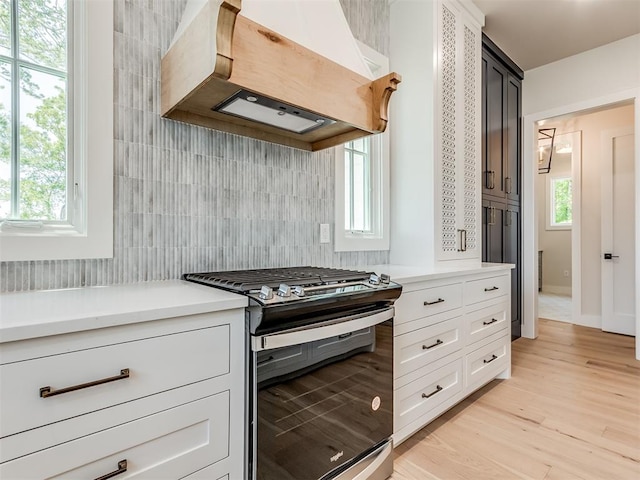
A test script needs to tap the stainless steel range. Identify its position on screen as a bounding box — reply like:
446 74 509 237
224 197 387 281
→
184 266 402 480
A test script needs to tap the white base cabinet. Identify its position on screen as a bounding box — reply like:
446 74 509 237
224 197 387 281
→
393 269 511 444
0 310 245 479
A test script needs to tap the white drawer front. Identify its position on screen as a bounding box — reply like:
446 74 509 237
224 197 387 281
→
464 274 509 306
394 283 462 324
0 392 230 479
395 316 463 378
394 357 463 432
467 302 509 345
465 335 510 390
184 464 231 480
0 325 230 438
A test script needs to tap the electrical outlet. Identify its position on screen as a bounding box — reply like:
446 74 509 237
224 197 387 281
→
563 270 569 277
320 224 330 244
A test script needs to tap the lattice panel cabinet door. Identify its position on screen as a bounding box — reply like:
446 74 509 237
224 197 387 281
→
435 0 482 262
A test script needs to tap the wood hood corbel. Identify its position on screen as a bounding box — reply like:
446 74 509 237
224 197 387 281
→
161 0 401 152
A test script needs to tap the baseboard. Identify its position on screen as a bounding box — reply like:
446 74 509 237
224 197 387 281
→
541 285 572 296
539 314 601 329
575 314 602 329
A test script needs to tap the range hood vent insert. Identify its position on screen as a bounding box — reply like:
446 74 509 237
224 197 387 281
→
161 0 401 152
214 90 335 134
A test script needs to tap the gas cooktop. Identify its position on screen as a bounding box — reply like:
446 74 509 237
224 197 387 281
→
183 266 397 306
184 266 371 291
184 266 402 336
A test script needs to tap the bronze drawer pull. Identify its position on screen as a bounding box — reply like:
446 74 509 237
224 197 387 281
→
94 460 128 480
424 298 445 306
483 318 498 326
484 286 499 292
423 339 444 350
422 385 443 399
39 368 130 398
483 354 498 364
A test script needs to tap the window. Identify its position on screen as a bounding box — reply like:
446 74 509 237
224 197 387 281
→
1 0 68 222
334 42 389 252
548 175 572 229
344 137 372 232
0 0 113 261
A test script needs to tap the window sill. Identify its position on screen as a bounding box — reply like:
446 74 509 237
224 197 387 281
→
0 216 112 261
334 232 389 252
546 224 572 231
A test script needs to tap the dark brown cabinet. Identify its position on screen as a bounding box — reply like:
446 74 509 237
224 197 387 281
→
482 199 505 262
482 46 522 204
482 54 506 199
506 77 522 204
481 35 523 340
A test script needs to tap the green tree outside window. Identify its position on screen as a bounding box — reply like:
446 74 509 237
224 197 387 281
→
551 176 572 226
0 0 67 221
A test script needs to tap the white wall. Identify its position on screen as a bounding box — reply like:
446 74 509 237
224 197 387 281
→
523 35 640 116
520 33 640 361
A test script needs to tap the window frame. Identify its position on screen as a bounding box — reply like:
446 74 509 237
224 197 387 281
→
334 41 390 252
546 174 573 231
0 0 113 261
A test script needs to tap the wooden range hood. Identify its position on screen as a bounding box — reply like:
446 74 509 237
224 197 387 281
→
161 0 401 151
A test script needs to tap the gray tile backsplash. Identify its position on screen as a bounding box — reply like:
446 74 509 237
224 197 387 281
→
0 0 390 293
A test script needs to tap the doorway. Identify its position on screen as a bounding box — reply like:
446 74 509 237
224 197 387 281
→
524 100 636 341
535 131 580 324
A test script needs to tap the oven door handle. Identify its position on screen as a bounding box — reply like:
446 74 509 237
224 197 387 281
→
253 307 394 351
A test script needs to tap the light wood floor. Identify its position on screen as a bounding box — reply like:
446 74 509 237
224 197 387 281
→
391 319 640 480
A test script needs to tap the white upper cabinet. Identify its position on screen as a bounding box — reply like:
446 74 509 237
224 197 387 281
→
390 0 484 268
435 0 482 261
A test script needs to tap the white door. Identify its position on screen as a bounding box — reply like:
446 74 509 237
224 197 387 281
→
601 127 635 336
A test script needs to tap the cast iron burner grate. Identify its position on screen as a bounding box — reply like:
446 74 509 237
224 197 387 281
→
184 266 372 293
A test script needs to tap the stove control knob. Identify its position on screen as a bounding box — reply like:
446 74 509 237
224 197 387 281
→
369 274 381 286
277 283 292 297
259 285 274 300
380 273 391 284
293 285 306 297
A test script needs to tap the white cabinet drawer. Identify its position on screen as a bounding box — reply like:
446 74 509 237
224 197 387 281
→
394 283 462 324
394 357 463 432
464 273 509 306
465 335 510 390
0 392 230 479
0 324 230 438
395 316 463 378
467 301 509 345
184 464 230 480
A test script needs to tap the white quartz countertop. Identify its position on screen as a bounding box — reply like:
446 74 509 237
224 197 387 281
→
0 280 247 343
359 262 514 285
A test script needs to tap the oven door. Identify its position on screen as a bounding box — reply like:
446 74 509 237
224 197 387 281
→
249 307 394 480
